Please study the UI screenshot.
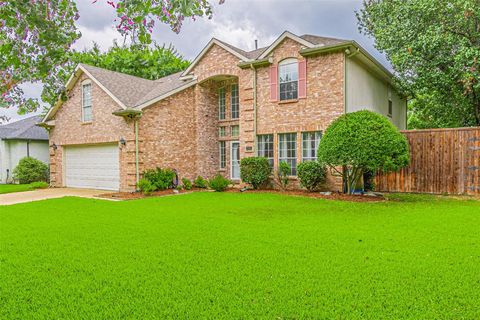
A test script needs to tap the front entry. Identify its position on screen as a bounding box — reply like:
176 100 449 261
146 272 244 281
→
231 141 240 180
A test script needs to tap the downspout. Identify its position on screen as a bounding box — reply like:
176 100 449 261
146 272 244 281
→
134 117 139 189
250 63 257 153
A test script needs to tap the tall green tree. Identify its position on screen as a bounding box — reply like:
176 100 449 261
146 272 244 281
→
41 42 190 108
357 0 480 128
0 0 224 117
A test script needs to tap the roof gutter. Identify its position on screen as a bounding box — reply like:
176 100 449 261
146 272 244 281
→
238 57 273 69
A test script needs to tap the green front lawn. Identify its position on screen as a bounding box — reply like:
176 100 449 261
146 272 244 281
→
1 193 479 319
0 184 34 194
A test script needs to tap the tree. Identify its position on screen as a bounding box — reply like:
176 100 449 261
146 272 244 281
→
357 0 480 128
317 110 409 194
41 42 190 108
0 0 225 116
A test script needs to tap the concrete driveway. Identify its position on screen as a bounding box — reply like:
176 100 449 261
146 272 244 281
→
0 188 110 206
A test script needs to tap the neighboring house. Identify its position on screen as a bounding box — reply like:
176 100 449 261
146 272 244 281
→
0 116 49 183
40 31 407 192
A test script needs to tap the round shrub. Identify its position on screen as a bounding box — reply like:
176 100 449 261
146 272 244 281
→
194 176 208 189
142 167 175 190
208 174 231 192
181 177 192 190
297 161 327 191
240 157 271 189
13 157 49 184
137 178 157 195
317 110 409 194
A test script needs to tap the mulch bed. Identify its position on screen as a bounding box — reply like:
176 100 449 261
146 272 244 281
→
97 188 384 202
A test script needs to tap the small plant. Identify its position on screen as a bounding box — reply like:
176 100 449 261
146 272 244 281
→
194 176 208 189
143 167 176 190
277 161 291 189
181 177 192 190
240 157 271 189
13 157 49 184
297 161 327 192
208 174 231 192
30 181 49 189
137 178 157 195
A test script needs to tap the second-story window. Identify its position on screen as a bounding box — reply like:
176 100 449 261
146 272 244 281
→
82 81 92 122
219 87 226 120
231 84 239 119
279 58 298 101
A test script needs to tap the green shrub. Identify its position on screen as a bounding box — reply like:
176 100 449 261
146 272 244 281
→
277 161 291 189
194 176 208 189
137 178 157 195
181 177 192 190
317 110 409 194
13 157 49 184
142 167 175 190
240 157 271 189
30 181 49 189
208 174 231 192
297 161 327 192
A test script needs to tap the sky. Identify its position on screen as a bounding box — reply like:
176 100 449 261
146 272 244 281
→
3 0 387 123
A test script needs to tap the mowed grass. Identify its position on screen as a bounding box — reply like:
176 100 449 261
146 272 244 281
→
0 184 34 194
1 193 479 319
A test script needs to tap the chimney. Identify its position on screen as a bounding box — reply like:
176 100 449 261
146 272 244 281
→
254 39 258 50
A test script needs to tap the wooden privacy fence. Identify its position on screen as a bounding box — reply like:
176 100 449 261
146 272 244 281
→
375 127 480 195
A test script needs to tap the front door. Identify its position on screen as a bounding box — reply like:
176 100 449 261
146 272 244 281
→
231 141 240 180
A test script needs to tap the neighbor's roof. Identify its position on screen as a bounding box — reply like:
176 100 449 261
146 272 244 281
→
0 116 48 140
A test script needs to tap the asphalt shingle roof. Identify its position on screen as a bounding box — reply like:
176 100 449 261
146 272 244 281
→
0 116 48 140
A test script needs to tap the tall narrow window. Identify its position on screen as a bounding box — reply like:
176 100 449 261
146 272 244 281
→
219 126 227 137
302 131 322 162
231 84 239 119
82 82 92 122
388 100 393 118
257 134 274 168
219 87 226 120
219 141 226 169
279 58 298 101
231 125 239 137
278 133 297 175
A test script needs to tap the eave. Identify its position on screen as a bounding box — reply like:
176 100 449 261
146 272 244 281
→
238 57 273 69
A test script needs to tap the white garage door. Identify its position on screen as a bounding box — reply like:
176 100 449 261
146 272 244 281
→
65 144 120 191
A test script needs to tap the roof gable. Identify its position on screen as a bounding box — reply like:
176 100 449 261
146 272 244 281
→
257 31 316 60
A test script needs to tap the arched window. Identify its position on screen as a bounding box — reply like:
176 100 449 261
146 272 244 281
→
278 58 298 101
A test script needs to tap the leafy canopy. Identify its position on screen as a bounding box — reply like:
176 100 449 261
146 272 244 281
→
0 0 224 117
317 110 409 194
357 0 480 128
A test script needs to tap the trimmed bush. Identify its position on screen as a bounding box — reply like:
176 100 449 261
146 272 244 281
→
208 174 231 192
13 157 49 184
277 161 290 189
240 157 271 189
30 181 49 189
194 176 208 189
143 167 176 191
317 110 409 194
181 177 192 190
297 161 327 192
137 178 156 195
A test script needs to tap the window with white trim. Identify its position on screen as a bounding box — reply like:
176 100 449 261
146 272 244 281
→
278 133 297 175
219 141 226 169
279 58 298 101
82 82 92 122
231 125 239 137
219 87 226 120
257 134 274 168
388 99 393 118
219 126 227 137
231 84 239 119
302 131 322 162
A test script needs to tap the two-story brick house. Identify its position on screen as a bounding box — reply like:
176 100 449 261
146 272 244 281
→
40 31 406 191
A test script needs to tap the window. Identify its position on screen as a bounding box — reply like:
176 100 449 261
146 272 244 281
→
302 131 322 162
219 126 227 137
279 58 298 101
388 99 393 118
219 141 226 169
231 125 239 137
219 87 226 120
82 82 92 122
257 134 274 168
231 84 239 119
278 133 297 175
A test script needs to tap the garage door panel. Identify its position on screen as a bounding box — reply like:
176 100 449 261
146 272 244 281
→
65 144 120 191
